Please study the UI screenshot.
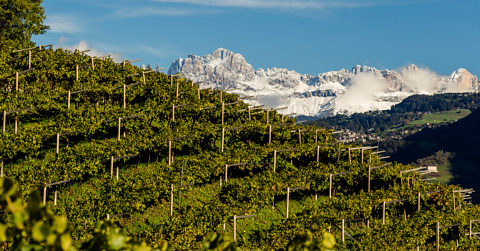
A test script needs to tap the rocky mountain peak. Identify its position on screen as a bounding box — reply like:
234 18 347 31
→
168 48 480 117
450 68 478 92
407 64 419 71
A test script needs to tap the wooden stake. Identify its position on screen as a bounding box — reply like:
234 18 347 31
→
168 140 172 166
43 186 47 205
268 125 272 144
273 150 277 173
220 176 222 187
341 219 345 243
170 184 174 216
221 101 225 125
123 84 126 108
348 147 351 164
54 190 57 205
28 49 31 69
176 82 179 97
221 127 225 153
329 173 332 199
315 130 318 145
116 166 119 180
14 117 17 134
361 149 364 163
418 192 421 211
286 187 290 218
142 71 146 84
436 222 440 251
75 65 79 82
233 215 237 242
110 156 114 179
170 74 173 86
91 57 95 70
220 91 223 103
117 117 121 140
382 201 386 224
67 91 71 109
298 128 301 145
470 220 473 238
316 145 320 163
225 164 228 183
172 104 175 121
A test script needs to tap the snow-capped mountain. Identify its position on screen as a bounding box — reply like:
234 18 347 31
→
168 48 480 117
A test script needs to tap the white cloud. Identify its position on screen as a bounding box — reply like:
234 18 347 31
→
336 72 390 110
151 0 413 10
55 37 123 62
45 15 84 34
114 7 194 17
400 66 441 93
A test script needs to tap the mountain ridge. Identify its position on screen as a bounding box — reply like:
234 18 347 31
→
168 48 480 117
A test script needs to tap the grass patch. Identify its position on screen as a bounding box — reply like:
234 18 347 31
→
408 109 470 126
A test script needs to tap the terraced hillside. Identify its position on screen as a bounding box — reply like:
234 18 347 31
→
0 42 480 250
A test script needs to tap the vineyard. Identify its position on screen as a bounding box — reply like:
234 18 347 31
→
0 40 480 250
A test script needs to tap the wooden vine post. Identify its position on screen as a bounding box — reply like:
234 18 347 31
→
273 148 295 173
55 131 78 158
342 218 345 243
109 154 137 180
233 215 256 242
221 101 225 125
117 117 121 140
220 126 243 153
43 180 70 206
168 136 192 166
123 84 126 108
2 108 32 134
170 183 193 216
436 222 440 251
114 114 144 141
399 167 425 188
382 199 406 224
221 128 225 152
170 73 180 86
286 186 306 218
417 190 440 211
168 140 172 166
170 184 174 216
224 162 247 183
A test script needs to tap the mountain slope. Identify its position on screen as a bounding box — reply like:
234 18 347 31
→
390 108 480 201
169 48 480 117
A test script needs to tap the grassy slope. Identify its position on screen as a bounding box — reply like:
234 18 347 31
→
408 109 471 126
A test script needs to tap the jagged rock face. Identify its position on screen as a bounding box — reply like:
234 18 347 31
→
450 68 479 92
168 48 480 117
168 48 255 89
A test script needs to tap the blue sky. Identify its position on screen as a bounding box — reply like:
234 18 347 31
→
33 0 480 76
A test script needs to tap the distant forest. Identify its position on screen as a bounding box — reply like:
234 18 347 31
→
313 93 480 133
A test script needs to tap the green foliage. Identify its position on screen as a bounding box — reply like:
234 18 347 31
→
0 0 48 44
0 40 479 250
